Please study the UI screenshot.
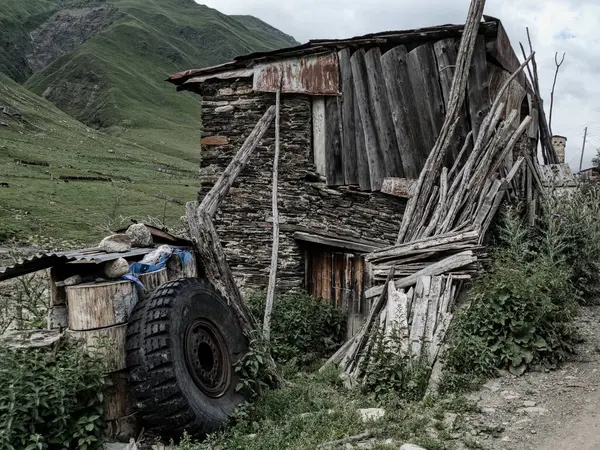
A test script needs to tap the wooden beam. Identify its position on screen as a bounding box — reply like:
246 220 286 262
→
199 106 275 217
351 48 385 191
406 43 445 160
294 232 385 254
364 47 405 178
353 92 371 191
338 48 359 186
380 45 423 178
365 251 478 298
325 96 344 186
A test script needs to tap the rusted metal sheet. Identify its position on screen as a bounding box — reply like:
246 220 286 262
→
253 53 340 95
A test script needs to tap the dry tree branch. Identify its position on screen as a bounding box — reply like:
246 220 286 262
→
549 51 566 135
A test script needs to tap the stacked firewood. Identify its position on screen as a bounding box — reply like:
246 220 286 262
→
322 0 547 390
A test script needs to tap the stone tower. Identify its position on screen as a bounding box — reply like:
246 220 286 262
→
552 135 567 163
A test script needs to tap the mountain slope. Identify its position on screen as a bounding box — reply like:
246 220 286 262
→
19 0 298 160
0 71 198 243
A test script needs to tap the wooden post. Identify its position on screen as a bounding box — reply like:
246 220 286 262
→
579 127 588 173
263 87 281 342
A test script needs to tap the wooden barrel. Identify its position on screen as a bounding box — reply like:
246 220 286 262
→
138 267 168 293
66 280 138 331
67 324 127 372
167 251 198 279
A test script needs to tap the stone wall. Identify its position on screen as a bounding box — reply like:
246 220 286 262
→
196 79 407 293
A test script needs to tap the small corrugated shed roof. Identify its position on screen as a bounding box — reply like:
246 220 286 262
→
0 225 193 282
0 247 154 282
168 16 503 90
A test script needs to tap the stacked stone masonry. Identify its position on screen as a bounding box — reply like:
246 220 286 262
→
196 79 407 293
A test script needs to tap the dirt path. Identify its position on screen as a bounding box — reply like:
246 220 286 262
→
459 306 600 450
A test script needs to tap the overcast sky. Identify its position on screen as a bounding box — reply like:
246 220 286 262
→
197 0 600 171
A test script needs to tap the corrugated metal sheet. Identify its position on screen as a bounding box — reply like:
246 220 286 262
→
253 53 340 95
0 247 154 282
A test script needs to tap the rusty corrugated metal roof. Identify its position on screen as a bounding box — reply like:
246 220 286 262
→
169 18 501 89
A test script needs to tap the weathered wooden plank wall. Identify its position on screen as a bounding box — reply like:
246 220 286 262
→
314 34 524 193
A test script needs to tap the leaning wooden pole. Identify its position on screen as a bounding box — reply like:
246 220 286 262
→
185 105 280 382
199 106 277 218
397 0 487 244
263 89 281 342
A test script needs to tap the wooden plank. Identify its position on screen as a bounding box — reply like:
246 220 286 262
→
423 276 443 360
433 38 468 161
294 231 384 253
334 253 344 308
467 36 491 140
338 48 359 185
343 254 354 314
351 48 385 191
380 177 415 198
353 96 371 190
325 96 344 186
365 250 478 298
312 98 327 176
380 45 423 178
323 251 332 303
364 47 405 178
410 276 431 359
199 106 275 218
406 43 445 160
366 229 479 264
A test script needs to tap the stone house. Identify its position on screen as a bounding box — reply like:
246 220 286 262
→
168 16 535 331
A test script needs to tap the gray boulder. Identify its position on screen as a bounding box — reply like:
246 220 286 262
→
99 234 132 253
104 258 129 278
126 223 153 247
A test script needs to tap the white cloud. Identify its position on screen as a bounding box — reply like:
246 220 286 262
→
197 0 600 170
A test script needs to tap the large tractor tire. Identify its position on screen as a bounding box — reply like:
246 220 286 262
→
125 278 248 437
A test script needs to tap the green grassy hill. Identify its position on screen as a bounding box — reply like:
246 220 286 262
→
0 71 199 244
21 0 298 159
0 0 297 244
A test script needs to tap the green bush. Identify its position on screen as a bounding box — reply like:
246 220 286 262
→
360 330 431 403
536 186 600 302
441 210 578 391
245 291 346 367
0 342 106 450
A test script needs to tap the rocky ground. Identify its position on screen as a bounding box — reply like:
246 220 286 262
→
457 305 600 450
